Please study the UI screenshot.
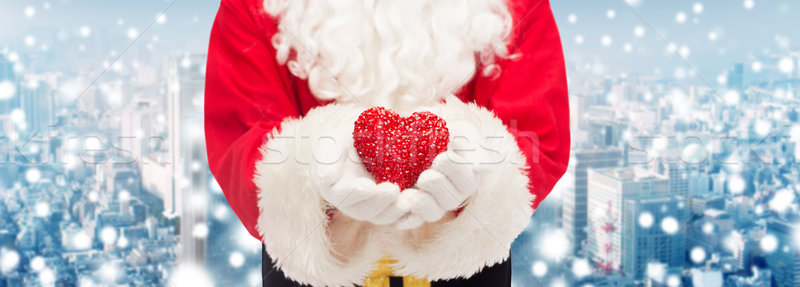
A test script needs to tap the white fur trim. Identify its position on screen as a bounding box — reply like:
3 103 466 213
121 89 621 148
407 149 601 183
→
387 97 534 281
255 99 533 284
254 103 388 286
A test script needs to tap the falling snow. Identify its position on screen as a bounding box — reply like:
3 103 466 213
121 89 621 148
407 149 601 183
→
661 217 680 234
693 3 704 14
639 212 655 228
744 0 755 10
2 1 800 286
760 234 779 253
690 247 707 264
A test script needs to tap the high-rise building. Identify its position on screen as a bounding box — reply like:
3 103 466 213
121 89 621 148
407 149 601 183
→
621 195 687 279
794 53 800 80
727 63 744 92
587 119 625 148
167 54 209 264
121 100 156 161
0 54 18 115
687 170 711 196
0 54 13 80
662 163 688 198
562 147 622 254
587 168 671 275
20 85 54 134
764 218 800 287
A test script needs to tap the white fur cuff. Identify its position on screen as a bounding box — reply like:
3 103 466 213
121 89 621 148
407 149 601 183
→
389 97 535 281
254 103 385 287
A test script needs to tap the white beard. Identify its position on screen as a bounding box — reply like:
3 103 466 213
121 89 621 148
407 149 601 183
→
264 0 513 112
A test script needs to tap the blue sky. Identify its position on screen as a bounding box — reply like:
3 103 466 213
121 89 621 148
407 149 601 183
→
1 0 797 84
551 0 798 82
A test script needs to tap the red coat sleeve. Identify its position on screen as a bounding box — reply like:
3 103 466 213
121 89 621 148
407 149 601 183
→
470 0 570 210
204 0 300 240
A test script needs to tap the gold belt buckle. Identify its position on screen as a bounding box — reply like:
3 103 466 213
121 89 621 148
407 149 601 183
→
363 257 430 287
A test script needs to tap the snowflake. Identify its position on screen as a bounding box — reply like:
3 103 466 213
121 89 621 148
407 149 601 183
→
30 256 46 272
693 3 704 14
24 6 36 18
778 57 795 74
229 252 245 268
540 229 570 261
634 26 645 38
532 261 548 277
690 247 706 264
157 14 168 25
127 28 139 39
751 61 763 72
27 169 42 185
100 227 118 245
575 35 584 45
193 223 209 238
80 26 91 37
572 258 592 278
0 249 20 273
661 217 680 235
743 0 755 10
601 35 613 47
0 81 15 100
24 35 36 47
606 9 616 20
675 12 687 24
727 175 746 194
760 234 779 253
639 212 655 228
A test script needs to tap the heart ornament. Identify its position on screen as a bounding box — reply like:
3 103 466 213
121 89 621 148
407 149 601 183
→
353 107 449 190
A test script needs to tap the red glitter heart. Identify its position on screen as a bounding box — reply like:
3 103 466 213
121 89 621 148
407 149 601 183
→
353 107 449 190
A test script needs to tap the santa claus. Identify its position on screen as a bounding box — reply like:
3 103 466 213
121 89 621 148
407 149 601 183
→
204 0 569 286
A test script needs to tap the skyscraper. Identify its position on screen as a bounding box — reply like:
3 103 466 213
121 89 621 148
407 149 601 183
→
764 218 800 287
727 63 744 92
20 84 53 134
562 147 622 254
0 53 18 115
0 54 12 80
167 54 209 264
663 163 688 198
587 119 625 148
687 170 711 196
587 168 671 275
622 195 687 279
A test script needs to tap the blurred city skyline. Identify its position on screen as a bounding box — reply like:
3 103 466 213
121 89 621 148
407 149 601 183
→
1 0 799 286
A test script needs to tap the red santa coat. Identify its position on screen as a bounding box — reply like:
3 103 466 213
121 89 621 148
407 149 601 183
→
205 0 569 284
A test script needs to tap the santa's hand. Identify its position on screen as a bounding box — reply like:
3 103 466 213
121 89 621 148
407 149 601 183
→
312 127 406 225
394 121 485 229
324 177 407 225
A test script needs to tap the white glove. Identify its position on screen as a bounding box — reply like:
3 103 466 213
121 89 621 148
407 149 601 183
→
395 121 486 230
312 126 407 225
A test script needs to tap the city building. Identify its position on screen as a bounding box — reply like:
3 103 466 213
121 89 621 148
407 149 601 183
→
167 54 209 264
727 63 744 92
586 167 673 276
622 194 687 278
562 147 622 254
764 218 800 287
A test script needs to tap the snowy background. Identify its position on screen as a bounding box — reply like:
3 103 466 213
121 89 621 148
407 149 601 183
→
0 0 798 286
